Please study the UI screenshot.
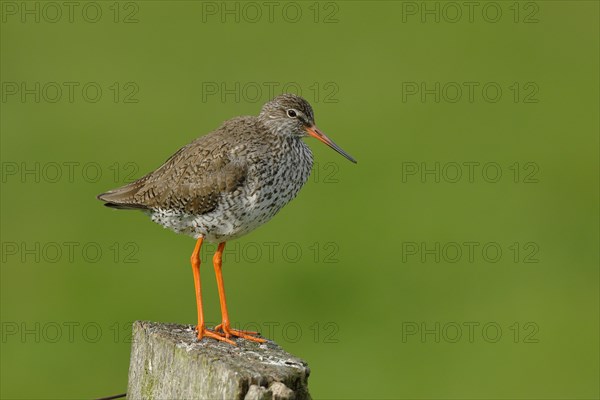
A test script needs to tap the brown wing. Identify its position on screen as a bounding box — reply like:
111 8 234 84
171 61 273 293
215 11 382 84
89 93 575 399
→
97 126 249 214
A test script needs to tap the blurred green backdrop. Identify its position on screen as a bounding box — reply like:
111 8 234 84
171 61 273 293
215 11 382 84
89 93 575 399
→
1 1 598 399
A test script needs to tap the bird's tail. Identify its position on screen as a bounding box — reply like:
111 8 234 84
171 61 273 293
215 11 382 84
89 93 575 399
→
97 179 149 210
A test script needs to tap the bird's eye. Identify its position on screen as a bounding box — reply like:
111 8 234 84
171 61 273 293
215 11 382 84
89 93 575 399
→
287 109 297 118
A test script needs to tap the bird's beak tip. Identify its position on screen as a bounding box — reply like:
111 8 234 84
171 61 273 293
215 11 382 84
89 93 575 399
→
306 126 357 164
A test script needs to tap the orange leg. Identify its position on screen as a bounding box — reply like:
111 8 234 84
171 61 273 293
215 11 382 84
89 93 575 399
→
212 242 266 343
190 237 234 345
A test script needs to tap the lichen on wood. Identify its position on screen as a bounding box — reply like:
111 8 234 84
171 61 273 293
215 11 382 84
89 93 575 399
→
127 321 311 400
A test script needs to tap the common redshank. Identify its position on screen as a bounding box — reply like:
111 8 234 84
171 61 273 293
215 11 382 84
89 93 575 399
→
97 94 356 345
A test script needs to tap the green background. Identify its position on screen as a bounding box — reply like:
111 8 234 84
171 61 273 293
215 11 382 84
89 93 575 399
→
1 1 598 399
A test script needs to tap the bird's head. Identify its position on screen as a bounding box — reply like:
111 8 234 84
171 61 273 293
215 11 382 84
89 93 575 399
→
259 93 357 163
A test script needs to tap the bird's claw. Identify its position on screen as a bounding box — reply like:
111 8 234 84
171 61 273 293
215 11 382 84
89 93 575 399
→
213 323 267 343
196 325 236 346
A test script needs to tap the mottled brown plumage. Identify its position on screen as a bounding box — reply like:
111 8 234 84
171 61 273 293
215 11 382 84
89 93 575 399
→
98 117 255 215
97 94 356 345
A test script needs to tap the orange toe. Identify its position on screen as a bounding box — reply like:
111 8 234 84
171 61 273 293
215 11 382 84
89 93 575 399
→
196 325 237 346
216 324 266 343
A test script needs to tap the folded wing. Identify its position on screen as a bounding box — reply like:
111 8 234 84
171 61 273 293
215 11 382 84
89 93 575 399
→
97 137 248 215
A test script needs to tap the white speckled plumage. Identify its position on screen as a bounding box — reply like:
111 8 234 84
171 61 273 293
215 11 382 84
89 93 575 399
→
148 134 313 242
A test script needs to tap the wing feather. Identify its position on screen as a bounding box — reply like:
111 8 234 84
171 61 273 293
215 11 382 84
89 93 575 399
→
97 120 253 214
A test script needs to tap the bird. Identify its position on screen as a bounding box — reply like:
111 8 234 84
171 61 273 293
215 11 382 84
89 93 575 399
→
97 93 356 345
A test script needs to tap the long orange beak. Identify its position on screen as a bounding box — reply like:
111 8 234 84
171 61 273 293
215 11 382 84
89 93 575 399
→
306 126 357 164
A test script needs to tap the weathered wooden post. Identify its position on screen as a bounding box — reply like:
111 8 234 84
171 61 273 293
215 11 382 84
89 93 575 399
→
127 321 311 400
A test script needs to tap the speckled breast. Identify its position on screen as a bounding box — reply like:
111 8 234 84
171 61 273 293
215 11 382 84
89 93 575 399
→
150 137 313 243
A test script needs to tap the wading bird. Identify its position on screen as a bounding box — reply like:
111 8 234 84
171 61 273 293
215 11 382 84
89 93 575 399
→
98 94 356 345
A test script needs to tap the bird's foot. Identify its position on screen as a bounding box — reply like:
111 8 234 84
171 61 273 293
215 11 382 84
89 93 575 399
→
196 324 236 346
214 323 267 343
